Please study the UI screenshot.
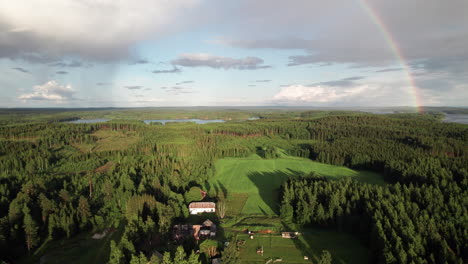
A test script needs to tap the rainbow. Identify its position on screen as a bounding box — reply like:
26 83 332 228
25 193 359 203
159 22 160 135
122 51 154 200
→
359 0 424 113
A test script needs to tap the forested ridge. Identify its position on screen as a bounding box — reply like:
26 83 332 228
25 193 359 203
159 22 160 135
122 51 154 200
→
0 111 466 263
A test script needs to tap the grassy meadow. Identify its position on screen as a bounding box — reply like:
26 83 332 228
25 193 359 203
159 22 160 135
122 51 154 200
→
208 154 384 215
236 228 370 264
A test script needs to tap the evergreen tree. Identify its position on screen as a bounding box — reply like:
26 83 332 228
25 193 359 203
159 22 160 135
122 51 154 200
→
318 250 332 264
22 206 38 252
109 240 123 264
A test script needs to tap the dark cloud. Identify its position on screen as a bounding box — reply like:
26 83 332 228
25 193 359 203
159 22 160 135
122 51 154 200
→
50 60 91 68
309 76 365 87
152 67 181 74
0 2 200 62
171 53 271 70
248 84 256 87
411 56 468 92
342 76 364 81
129 59 150 65
375 68 403 73
216 0 468 74
96 82 111 86
254 80 271 83
217 37 312 50
12 67 29 73
124 86 143 90
56 71 68 75
144 88 152 91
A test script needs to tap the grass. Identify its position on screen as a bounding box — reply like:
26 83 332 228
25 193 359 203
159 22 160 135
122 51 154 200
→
236 228 370 264
224 216 284 232
226 193 249 216
208 155 384 215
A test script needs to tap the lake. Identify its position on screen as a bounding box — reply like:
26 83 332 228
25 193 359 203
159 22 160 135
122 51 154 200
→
66 119 110 123
143 119 225 125
443 114 468 124
65 118 261 125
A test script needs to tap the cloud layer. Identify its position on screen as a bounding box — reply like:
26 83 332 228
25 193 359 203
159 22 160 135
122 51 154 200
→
0 0 200 62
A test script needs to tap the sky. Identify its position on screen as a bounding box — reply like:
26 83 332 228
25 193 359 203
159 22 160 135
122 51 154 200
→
0 0 467 108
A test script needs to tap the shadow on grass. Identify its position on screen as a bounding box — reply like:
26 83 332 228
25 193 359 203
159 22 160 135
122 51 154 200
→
281 221 318 263
246 169 305 215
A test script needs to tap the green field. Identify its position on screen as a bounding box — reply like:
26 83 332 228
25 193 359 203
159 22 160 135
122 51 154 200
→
237 228 370 264
208 155 384 215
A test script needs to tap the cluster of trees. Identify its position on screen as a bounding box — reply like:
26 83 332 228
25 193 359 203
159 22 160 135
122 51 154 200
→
276 116 467 264
280 176 466 263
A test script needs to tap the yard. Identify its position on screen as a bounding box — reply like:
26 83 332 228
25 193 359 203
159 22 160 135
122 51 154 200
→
236 228 370 264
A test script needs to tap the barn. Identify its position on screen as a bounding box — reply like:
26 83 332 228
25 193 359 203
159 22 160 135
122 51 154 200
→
188 202 216 215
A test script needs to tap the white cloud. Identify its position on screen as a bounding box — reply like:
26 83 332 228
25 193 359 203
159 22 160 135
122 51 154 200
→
0 0 200 61
18 80 75 101
272 84 368 103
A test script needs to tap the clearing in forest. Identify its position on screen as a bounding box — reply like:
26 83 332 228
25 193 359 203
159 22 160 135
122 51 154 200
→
208 155 383 215
73 129 140 152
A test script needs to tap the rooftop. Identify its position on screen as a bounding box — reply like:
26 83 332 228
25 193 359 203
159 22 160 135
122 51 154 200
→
189 202 216 209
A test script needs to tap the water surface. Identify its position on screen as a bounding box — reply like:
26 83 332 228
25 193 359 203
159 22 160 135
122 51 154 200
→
443 114 468 124
143 119 225 125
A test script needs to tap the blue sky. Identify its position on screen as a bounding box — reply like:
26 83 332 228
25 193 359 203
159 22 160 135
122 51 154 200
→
0 0 467 107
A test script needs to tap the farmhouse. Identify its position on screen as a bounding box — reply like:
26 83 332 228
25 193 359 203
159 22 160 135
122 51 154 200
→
189 202 216 215
173 219 217 240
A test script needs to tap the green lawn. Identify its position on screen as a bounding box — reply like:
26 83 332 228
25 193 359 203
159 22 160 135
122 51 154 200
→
237 228 370 264
208 155 383 215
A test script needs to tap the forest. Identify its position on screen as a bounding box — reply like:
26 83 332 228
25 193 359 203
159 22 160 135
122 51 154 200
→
0 108 466 264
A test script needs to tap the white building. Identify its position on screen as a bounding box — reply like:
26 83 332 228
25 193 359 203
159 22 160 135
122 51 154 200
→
189 202 216 215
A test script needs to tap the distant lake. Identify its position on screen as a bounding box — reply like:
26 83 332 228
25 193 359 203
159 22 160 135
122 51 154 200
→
65 117 260 125
66 119 110 123
143 119 225 125
361 110 395 114
443 114 468 124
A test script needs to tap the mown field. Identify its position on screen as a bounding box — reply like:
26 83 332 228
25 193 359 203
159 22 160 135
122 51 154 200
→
208 154 384 215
